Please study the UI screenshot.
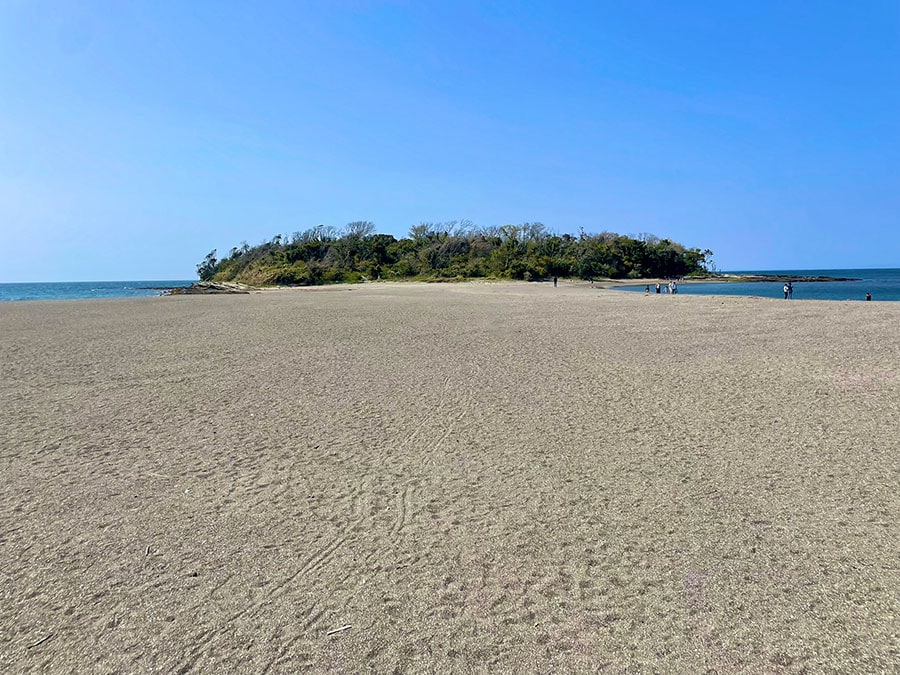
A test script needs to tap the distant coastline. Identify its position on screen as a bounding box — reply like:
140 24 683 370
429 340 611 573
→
697 272 859 283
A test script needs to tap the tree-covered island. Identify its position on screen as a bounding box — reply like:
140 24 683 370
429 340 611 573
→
197 222 714 286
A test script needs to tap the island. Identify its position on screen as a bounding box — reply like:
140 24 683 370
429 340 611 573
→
195 222 714 287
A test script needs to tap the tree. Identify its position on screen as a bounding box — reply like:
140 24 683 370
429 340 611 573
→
409 222 437 241
197 250 218 281
344 221 376 238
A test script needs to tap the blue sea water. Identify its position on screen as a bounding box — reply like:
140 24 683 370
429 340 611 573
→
2 270 899 302
0 280 195 302
618 268 900 301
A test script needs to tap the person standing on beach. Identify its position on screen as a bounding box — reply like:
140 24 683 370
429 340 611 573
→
655 282 661 294
553 275 558 288
788 281 793 299
783 283 789 299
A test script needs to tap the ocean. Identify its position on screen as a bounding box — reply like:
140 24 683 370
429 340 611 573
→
2 269 899 302
618 268 900 302
0 280 195 302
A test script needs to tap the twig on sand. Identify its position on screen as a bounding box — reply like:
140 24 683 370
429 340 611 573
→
27 634 53 650
326 625 351 636
145 545 151 556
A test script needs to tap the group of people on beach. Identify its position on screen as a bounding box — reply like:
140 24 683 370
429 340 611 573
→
645 281 678 295
628 277 876 302
784 281 874 301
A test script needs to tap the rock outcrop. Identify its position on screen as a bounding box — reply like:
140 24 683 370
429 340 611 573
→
164 281 257 295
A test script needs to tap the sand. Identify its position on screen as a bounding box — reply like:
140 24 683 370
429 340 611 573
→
1 281 897 672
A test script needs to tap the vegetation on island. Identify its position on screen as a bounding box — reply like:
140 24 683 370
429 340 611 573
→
197 221 714 286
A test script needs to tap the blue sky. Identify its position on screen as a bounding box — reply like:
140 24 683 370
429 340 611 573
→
2 1 898 281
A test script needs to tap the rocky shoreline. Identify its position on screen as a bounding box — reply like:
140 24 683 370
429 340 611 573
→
701 273 860 283
147 281 258 295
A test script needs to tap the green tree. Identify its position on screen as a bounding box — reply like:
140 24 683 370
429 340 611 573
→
197 250 218 281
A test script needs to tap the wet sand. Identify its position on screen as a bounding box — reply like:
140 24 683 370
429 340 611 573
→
1 282 897 671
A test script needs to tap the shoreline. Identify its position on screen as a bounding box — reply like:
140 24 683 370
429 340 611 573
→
0 272 889 304
167 271 862 296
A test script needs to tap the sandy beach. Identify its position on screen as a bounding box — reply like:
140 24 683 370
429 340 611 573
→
1 281 897 672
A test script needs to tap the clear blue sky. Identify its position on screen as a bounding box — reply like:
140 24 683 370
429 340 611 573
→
2 1 898 281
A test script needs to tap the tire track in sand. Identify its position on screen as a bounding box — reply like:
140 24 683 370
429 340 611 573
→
387 361 480 543
223 484 369 627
